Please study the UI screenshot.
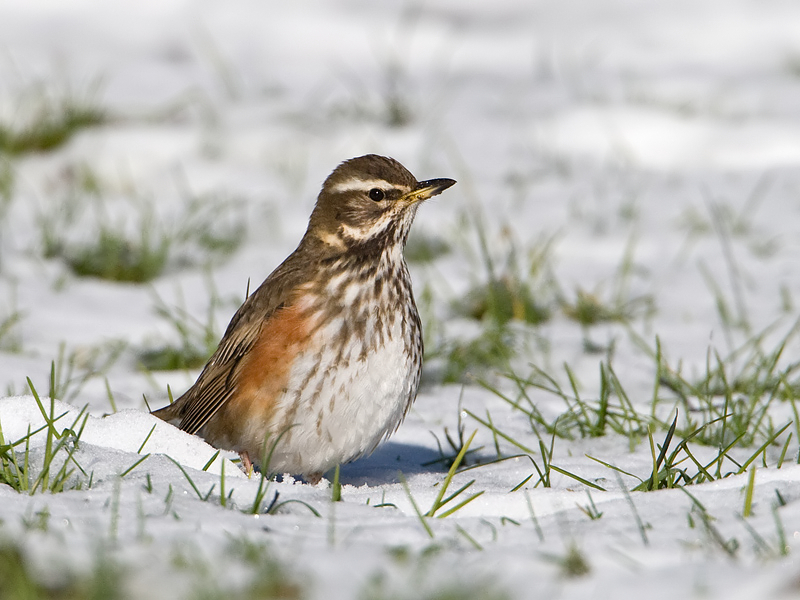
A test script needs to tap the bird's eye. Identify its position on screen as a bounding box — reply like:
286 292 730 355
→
369 188 385 202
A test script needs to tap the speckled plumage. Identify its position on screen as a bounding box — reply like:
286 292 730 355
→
152 155 455 480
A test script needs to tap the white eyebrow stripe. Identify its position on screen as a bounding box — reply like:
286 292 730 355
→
329 178 396 194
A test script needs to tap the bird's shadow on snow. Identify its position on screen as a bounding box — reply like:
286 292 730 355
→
337 441 446 486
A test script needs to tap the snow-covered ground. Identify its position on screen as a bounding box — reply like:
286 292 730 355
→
2 1 800 598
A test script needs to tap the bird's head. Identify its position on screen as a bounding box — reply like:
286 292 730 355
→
304 154 455 256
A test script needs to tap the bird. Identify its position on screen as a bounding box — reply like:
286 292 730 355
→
152 154 455 482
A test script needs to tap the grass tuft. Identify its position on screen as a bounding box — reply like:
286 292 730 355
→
440 326 514 384
0 79 106 155
224 537 306 599
405 231 451 264
0 538 124 600
36 166 247 283
541 544 591 578
0 378 91 494
424 430 484 518
137 280 225 371
67 225 170 283
360 546 510 600
642 321 800 447
0 298 24 354
452 223 557 328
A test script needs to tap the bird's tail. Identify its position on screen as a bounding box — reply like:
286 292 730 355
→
151 402 182 427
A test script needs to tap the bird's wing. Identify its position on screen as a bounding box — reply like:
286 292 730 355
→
173 260 302 435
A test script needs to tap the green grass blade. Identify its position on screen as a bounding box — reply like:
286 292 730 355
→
121 454 150 478
398 471 433 538
549 465 606 491
742 465 756 517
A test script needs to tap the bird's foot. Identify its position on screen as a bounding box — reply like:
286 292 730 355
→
305 472 322 485
239 451 254 477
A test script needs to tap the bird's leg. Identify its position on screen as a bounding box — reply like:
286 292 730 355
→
239 451 253 477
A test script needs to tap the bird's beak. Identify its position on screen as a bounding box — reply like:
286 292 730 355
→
403 178 457 204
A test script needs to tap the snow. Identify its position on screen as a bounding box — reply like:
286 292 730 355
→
0 397 238 477
2 1 800 598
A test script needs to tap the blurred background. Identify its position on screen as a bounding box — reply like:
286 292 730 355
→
0 0 799 411
3 4 800 599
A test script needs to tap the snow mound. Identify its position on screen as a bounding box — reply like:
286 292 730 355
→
0 395 243 477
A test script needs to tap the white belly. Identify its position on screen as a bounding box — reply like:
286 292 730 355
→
264 310 419 476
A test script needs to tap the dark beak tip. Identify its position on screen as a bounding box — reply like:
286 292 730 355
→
440 178 457 190
417 177 457 196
